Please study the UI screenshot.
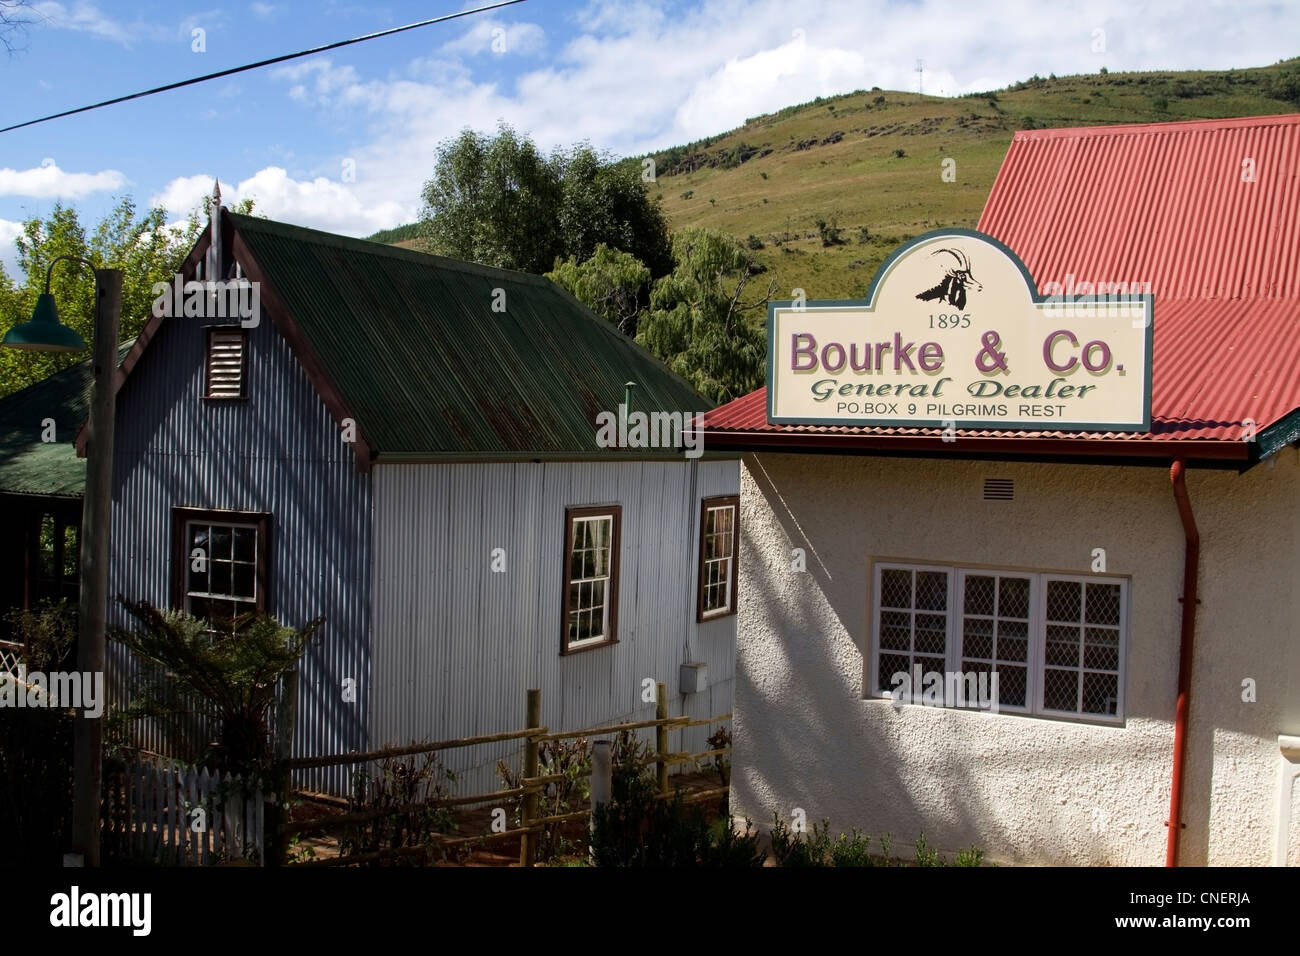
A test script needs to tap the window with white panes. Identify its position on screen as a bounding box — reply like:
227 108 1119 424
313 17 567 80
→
697 495 740 620
870 562 1128 722
562 506 621 653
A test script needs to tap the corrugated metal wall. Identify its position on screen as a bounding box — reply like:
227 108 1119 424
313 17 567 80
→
369 459 739 795
108 306 371 796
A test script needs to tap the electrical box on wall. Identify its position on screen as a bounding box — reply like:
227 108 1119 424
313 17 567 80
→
680 662 708 694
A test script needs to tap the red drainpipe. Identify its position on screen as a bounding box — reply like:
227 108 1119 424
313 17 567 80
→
1166 459 1200 867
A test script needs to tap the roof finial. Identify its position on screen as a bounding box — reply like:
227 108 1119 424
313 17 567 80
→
207 178 224 279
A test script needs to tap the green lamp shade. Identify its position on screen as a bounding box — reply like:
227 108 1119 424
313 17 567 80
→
1 293 87 352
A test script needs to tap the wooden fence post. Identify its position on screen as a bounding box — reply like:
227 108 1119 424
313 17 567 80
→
656 681 669 795
589 739 611 863
519 688 541 868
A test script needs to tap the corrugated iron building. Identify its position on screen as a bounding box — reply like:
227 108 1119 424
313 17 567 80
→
105 206 738 795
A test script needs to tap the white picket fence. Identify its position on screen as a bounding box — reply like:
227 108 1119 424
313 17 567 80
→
106 759 265 866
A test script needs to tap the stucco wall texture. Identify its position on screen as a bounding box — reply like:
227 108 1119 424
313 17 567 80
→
731 448 1300 866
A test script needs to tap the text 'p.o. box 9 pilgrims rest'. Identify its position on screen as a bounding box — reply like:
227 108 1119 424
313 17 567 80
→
767 229 1153 431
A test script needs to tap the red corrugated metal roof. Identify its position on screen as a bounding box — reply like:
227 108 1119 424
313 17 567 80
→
705 114 1300 459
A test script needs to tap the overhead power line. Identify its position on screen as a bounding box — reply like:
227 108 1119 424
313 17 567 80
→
0 0 526 134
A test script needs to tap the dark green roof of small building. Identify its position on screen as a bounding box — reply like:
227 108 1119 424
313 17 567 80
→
230 213 711 461
0 357 92 497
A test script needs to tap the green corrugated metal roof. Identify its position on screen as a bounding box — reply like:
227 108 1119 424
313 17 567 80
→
231 213 712 460
0 342 134 497
0 357 93 496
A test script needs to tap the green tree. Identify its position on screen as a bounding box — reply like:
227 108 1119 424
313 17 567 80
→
419 124 673 277
110 598 318 777
547 243 652 337
0 197 215 398
420 124 562 274
637 227 774 404
556 147 673 277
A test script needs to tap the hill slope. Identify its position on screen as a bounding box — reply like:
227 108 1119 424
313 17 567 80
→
375 60 1300 298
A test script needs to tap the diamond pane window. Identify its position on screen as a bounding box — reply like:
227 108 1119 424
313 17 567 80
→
959 572 1032 710
872 565 950 696
871 563 1127 722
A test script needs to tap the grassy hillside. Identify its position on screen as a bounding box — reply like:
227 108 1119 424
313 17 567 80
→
647 60 1299 298
376 60 1300 297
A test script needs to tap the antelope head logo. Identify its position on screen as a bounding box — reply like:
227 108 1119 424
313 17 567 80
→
915 246 982 310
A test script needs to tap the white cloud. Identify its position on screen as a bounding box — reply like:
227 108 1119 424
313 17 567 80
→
0 219 24 276
438 19 547 58
32 1 131 44
174 0 1295 240
33 1 222 46
250 2 278 18
151 168 414 238
0 163 127 199
150 174 220 220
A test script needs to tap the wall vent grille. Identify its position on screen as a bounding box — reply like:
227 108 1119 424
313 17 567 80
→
983 478 1014 500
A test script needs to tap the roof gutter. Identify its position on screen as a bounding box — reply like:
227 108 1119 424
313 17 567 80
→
1165 459 1200 867
700 429 1252 463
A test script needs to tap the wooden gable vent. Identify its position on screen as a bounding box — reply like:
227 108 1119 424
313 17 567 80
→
204 327 248 400
983 477 1014 501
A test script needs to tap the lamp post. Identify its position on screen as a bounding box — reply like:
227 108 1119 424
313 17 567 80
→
2 255 121 866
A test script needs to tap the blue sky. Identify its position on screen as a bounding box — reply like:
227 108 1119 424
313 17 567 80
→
0 0 1294 272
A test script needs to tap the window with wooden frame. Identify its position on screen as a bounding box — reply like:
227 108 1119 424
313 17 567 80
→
869 561 1128 723
203 326 248 400
171 508 270 628
562 505 621 653
697 495 740 621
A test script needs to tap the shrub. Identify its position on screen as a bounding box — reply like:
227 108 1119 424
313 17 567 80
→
1266 69 1300 105
892 147 906 158
4 599 77 671
341 751 460 864
830 828 875 867
914 831 941 866
680 190 694 200
956 844 986 867
591 793 764 867
1152 95 1169 111
704 724 732 783
745 234 764 252
873 95 886 105
815 215 845 246
110 599 318 777
498 735 591 862
589 727 763 867
768 814 832 866
0 702 73 865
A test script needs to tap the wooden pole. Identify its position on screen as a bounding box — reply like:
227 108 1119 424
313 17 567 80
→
655 681 668 795
71 267 122 867
519 688 541 867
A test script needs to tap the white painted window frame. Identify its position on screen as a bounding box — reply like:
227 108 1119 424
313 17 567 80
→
868 561 1129 724
565 512 617 651
699 500 739 620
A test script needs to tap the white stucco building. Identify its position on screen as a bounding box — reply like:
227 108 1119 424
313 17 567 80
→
702 114 1300 866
